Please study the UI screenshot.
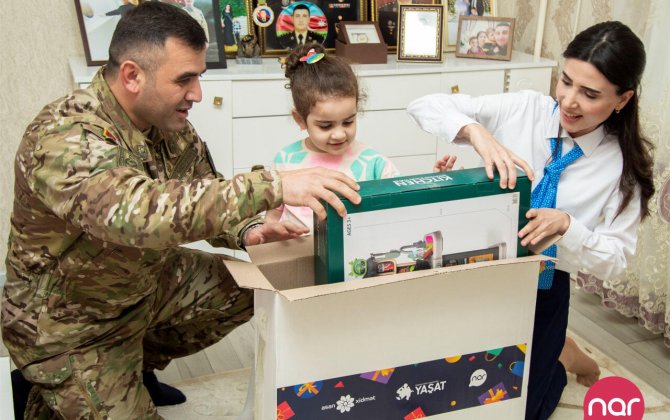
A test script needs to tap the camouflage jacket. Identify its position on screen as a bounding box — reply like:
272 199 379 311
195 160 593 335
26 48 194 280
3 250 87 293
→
2 68 281 366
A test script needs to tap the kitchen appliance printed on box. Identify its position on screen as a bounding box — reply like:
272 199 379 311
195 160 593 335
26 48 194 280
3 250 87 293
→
344 193 520 281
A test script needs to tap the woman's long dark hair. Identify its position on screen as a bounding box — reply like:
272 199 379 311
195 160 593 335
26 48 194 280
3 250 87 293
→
563 21 654 219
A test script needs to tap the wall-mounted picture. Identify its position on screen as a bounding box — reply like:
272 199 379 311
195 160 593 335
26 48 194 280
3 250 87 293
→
397 4 444 62
219 0 252 57
74 0 142 65
259 0 365 56
446 0 494 51
157 0 227 68
455 15 513 61
372 0 436 53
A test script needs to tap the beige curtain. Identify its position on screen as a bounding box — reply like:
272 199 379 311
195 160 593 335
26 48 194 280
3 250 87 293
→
573 0 670 347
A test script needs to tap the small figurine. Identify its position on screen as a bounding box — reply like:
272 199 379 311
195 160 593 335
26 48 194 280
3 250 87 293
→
237 34 261 59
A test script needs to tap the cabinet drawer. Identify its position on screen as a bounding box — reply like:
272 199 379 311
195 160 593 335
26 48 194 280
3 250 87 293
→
361 74 441 111
232 80 293 117
508 68 553 95
441 70 505 95
357 110 436 157
188 81 233 178
232 115 301 169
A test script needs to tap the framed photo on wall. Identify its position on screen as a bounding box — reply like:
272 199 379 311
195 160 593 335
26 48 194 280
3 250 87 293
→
219 0 253 57
455 15 513 60
445 0 495 51
74 0 142 65
157 0 227 68
258 0 366 56
372 0 436 53
397 4 444 62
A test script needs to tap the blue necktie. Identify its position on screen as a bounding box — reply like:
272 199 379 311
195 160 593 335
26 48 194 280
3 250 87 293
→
531 136 583 289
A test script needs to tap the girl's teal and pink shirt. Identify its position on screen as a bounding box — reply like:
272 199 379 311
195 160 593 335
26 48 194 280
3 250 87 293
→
272 139 400 231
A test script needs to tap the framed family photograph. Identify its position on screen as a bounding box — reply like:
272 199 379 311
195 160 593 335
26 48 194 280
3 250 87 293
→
74 0 142 65
445 0 495 51
258 0 366 56
455 15 513 60
372 0 436 53
397 4 444 62
219 0 253 57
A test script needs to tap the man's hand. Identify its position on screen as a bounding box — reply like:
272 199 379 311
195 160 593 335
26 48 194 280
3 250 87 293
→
519 208 570 247
278 167 361 220
461 124 534 189
243 221 309 247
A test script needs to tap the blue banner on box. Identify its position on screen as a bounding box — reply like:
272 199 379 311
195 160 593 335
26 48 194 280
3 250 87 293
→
276 343 527 419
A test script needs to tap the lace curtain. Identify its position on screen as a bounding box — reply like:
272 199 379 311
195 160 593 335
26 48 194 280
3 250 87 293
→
574 0 670 347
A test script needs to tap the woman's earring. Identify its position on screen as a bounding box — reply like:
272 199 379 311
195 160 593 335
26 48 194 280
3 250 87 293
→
615 107 621 114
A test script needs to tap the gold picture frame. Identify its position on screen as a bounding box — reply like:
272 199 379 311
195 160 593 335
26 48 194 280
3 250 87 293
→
397 4 444 62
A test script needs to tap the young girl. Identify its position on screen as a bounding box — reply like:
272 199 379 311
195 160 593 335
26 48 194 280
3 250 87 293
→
409 21 654 420
268 44 457 230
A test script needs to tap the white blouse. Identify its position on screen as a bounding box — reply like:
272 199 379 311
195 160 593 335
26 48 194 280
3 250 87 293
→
407 90 641 280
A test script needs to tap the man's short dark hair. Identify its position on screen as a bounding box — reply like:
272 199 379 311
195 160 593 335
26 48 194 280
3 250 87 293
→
107 1 208 76
293 4 310 16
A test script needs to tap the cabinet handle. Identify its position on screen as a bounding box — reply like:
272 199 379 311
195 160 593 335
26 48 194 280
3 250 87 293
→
213 96 223 107
451 85 460 94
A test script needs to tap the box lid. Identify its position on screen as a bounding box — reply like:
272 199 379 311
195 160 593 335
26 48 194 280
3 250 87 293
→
353 168 528 199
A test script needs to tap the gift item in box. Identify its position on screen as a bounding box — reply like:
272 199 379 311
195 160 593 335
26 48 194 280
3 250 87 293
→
314 168 531 283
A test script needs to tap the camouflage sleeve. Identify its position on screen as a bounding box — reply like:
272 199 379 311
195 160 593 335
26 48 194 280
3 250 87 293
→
28 127 283 249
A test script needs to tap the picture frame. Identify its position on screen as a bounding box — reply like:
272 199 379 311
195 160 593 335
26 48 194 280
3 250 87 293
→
157 0 227 68
219 0 253 58
339 21 383 44
74 0 143 66
454 15 513 61
397 4 444 62
445 0 495 51
258 0 366 56
371 0 437 53
75 0 227 68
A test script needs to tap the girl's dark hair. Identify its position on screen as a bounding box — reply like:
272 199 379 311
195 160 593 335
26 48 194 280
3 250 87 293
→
283 44 364 121
107 1 207 76
563 21 654 219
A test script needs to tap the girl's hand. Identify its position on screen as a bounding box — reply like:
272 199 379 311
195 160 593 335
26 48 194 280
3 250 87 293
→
433 154 460 172
243 221 309 247
462 124 534 188
519 208 570 247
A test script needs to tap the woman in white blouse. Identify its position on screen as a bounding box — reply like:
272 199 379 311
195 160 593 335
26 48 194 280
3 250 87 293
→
408 21 654 420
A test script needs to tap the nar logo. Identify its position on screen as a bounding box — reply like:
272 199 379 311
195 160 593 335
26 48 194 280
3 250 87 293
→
583 376 644 419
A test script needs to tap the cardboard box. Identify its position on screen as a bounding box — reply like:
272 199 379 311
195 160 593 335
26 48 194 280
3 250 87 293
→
315 168 531 283
224 237 547 419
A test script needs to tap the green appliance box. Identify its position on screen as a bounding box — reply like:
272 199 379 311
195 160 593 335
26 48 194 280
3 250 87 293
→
314 168 531 284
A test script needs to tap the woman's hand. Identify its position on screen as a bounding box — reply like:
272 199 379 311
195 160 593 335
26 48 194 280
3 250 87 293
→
519 208 570 248
461 124 534 188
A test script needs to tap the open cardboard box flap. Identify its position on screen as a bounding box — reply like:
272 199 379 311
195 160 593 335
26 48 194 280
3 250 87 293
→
225 236 553 302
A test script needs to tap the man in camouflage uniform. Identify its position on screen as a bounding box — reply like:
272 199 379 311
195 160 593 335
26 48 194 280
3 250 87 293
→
2 2 360 418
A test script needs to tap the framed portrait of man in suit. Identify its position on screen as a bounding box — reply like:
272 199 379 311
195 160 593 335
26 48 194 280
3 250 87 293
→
258 0 366 56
